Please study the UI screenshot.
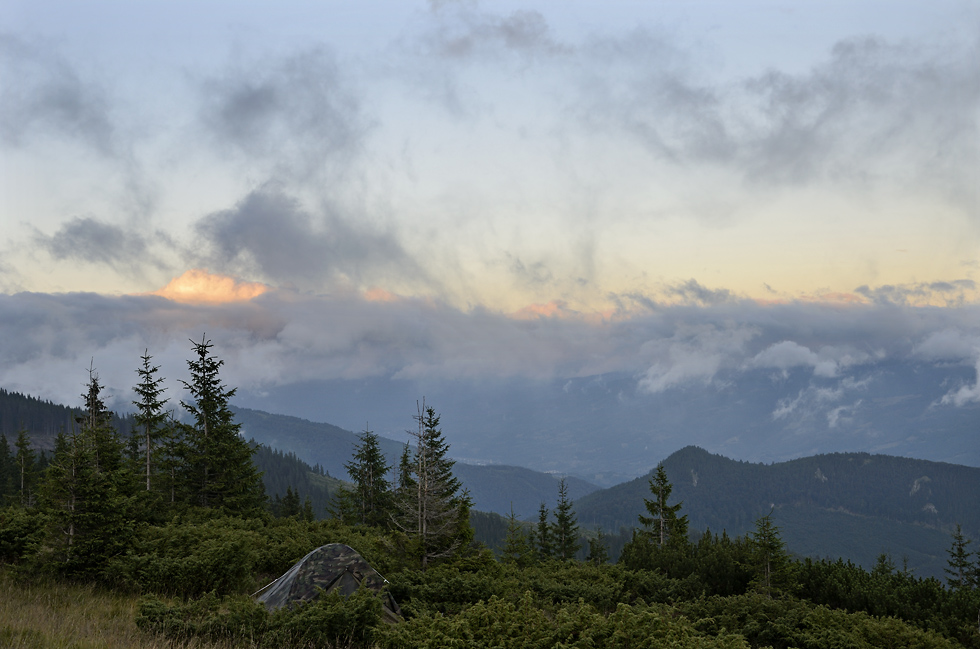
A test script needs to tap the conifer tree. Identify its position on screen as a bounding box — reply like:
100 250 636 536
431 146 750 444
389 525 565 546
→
40 367 134 579
0 433 12 503
534 502 553 560
132 349 170 493
280 486 301 518
586 528 610 566
14 427 36 508
551 478 580 561
638 464 688 547
945 524 975 592
501 505 535 568
749 509 793 598
393 401 472 570
342 426 393 527
396 443 415 494
179 335 265 516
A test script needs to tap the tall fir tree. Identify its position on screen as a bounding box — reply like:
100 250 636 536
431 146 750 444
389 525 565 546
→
132 349 170 493
500 505 536 568
620 464 692 577
340 426 393 528
14 427 36 508
39 367 134 580
0 433 13 503
749 509 793 598
638 463 689 547
945 524 975 592
534 502 553 560
550 478 580 561
393 401 472 570
179 335 265 516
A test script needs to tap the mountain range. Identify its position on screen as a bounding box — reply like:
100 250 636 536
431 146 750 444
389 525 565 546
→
235 360 980 486
576 446 980 580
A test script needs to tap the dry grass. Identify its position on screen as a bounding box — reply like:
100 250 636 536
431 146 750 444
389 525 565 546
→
0 570 234 649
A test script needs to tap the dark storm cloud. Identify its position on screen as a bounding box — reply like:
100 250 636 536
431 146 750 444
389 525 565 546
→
33 217 170 275
197 48 366 181
193 187 426 290
0 34 114 154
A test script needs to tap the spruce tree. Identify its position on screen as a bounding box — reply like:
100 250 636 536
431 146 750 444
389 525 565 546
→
945 524 975 592
14 428 36 508
39 367 134 580
179 335 265 516
749 509 793 598
534 502 553 560
0 433 12 503
638 464 688 547
551 478 580 561
132 349 170 493
586 529 610 566
342 426 393 527
500 505 535 568
393 401 472 570
280 486 301 518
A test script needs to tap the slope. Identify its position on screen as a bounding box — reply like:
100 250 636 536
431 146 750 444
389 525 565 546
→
576 446 980 580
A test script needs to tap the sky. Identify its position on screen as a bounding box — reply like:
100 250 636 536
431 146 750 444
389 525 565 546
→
1 0 979 462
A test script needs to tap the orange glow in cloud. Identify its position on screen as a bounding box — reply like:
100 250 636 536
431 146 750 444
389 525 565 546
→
511 301 569 319
364 287 400 302
149 269 269 304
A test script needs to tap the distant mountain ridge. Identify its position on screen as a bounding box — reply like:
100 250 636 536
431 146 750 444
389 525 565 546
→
232 406 600 520
236 362 980 485
576 446 980 580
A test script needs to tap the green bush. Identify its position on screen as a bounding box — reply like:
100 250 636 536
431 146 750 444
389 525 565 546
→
377 593 750 649
137 587 385 648
0 506 45 565
681 593 961 649
109 517 263 596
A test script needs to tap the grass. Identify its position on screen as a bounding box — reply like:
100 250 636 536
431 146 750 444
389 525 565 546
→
0 569 234 649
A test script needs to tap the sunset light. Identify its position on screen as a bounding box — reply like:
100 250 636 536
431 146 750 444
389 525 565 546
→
148 269 269 305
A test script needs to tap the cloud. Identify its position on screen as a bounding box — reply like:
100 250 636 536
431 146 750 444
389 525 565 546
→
772 377 870 425
665 279 735 306
192 187 426 292
940 357 980 407
750 340 869 378
33 217 170 275
913 329 980 362
638 323 758 393
0 282 979 417
196 48 366 182
0 34 115 154
573 32 979 207
421 5 566 61
149 269 269 305
856 280 979 306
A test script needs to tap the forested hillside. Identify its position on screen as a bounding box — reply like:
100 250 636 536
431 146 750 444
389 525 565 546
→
577 446 980 579
0 388 135 450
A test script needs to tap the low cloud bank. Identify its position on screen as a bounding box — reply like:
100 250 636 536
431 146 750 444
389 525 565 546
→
0 285 977 418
